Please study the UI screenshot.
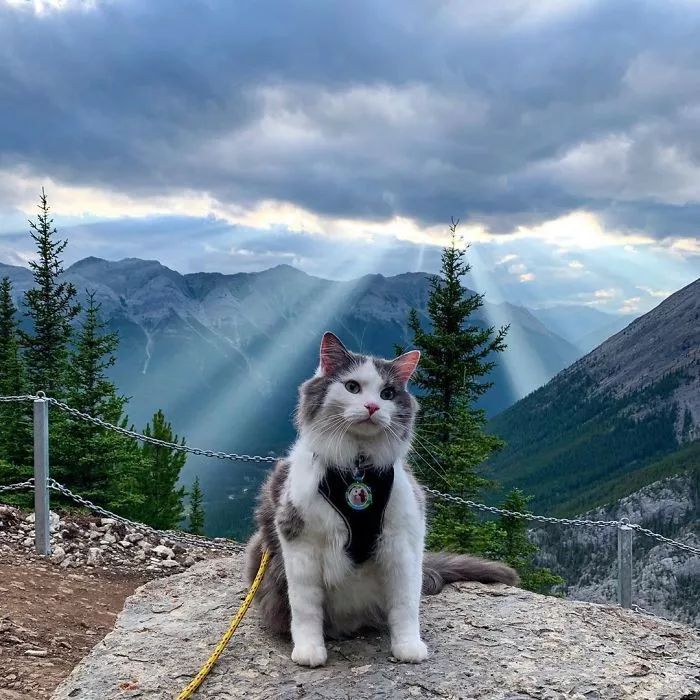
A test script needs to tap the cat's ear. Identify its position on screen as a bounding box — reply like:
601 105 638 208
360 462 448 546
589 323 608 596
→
320 332 351 376
392 350 420 385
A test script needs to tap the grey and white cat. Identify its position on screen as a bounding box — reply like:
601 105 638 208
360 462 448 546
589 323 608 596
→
245 332 518 667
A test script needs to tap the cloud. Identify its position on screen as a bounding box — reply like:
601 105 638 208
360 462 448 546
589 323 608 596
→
576 287 621 306
619 296 642 313
496 254 519 265
0 0 699 251
637 286 672 299
593 288 619 299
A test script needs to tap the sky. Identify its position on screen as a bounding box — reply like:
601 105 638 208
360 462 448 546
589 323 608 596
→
0 0 698 314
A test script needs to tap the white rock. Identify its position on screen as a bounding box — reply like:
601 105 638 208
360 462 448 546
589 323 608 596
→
24 649 48 657
161 559 180 569
138 540 153 552
153 545 175 560
26 510 60 532
51 546 66 564
87 548 103 567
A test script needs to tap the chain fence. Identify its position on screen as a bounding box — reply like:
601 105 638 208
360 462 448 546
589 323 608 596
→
422 487 700 556
0 478 36 494
1 393 699 559
3 392 277 464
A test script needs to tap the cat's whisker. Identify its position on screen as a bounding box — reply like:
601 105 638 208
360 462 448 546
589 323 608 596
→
408 433 455 491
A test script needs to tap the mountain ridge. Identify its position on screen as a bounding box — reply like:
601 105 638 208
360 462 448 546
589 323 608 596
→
487 276 700 515
0 255 585 537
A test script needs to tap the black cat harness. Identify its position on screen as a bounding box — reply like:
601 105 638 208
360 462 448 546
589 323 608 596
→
317 453 395 565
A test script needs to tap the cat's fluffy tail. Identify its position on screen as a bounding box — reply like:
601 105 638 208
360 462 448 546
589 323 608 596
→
422 552 519 595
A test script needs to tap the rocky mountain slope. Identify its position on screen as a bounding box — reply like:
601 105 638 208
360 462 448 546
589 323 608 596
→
52 552 700 700
533 464 700 627
488 277 700 515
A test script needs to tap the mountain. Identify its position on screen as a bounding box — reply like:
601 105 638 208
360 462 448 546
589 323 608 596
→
487 277 700 516
0 256 580 536
532 305 637 353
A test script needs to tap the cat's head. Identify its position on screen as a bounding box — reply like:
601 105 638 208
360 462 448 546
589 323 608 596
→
296 332 420 466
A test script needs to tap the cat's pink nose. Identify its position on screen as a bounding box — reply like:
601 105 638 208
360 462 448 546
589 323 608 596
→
365 403 379 416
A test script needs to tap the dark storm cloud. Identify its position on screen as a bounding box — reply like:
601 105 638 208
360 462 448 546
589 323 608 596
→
2 0 700 237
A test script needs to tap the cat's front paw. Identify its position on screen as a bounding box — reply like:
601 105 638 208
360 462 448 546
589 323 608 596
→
291 642 328 667
392 638 428 663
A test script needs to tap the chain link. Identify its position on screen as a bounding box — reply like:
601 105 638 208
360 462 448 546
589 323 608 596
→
0 478 35 494
423 486 700 555
0 393 278 464
47 479 245 553
626 524 700 556
45 396 278 464
423 486 622 529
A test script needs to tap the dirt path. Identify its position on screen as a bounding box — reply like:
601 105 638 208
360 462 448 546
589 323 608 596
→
0 549 146 699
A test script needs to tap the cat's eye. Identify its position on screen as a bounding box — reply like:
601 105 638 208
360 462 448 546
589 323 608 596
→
380 387 396 401
344 380 361 394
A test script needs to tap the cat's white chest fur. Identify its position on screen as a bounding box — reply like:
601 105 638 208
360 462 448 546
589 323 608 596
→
278 438 427 665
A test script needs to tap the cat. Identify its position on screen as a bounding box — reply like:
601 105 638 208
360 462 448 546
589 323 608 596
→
244 332 518 667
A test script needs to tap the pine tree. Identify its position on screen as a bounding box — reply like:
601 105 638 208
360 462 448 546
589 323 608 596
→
63 290 135 503
188 476 205 535
0 277 32 474
496 489 565 594
405 220 507 554
131 410 187 529
20 189 80 397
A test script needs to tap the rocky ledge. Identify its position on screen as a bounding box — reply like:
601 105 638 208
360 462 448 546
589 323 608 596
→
53 553 700 700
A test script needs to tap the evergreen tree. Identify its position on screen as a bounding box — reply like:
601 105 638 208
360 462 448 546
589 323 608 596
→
131 410 187 529
496 489 565 594
0 277 32 474
20 189 80 397
188 476 205 535
63 290 137 505
405 220 507 554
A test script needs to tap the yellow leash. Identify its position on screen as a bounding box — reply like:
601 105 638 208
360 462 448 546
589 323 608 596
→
176 549 271 700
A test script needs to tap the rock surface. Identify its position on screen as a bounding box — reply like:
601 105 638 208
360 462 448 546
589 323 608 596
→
53 553 700 700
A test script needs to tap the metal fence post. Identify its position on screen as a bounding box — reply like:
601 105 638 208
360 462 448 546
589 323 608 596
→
617 519 633 609
34 394 51 556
